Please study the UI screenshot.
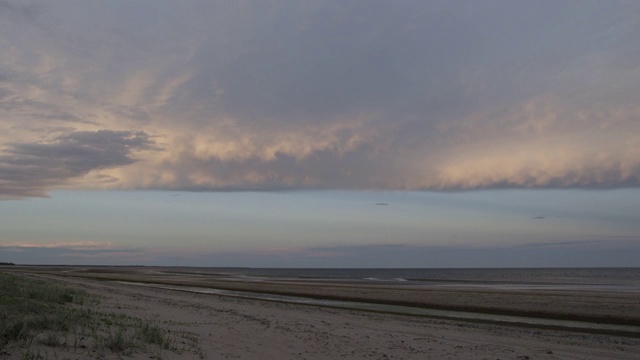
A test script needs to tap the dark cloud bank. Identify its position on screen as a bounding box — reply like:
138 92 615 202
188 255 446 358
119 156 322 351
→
0 1 639 198
3 241 639 268
0 130 154 198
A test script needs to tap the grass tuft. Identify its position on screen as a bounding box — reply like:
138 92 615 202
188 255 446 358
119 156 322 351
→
0 272 193 358
106 327 134 353
139 322 174 349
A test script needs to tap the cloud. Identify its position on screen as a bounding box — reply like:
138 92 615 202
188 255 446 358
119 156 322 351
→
422 98 640 190
241 240 640 268
0 130 155 198
0 241 115 251
0 241 151 265
0 0 41 21
1 1 639 197
4 240 638 267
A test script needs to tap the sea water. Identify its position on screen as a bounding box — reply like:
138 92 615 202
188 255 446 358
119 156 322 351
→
116 267 640 335
185 267 640 293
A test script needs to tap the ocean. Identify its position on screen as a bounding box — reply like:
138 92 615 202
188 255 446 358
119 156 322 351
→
189 267 640 293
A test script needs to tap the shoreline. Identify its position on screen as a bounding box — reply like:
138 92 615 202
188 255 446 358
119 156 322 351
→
115 280 640 338
3 268 640 359
6 265 640 326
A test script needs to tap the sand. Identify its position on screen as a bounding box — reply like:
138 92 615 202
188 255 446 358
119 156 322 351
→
3 267 640 359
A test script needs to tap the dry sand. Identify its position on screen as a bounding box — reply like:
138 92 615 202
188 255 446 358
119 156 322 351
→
3 267 639 359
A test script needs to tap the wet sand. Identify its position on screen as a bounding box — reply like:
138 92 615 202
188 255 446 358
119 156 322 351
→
3 266 640 359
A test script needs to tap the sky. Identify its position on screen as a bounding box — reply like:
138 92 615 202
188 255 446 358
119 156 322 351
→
0 0 639 267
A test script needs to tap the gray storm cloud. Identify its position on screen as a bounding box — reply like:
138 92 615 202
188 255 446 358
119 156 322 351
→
0 0 639 197
0 130 155 198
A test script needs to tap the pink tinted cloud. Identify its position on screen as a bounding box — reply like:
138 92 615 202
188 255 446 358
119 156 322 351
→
0 241 116 251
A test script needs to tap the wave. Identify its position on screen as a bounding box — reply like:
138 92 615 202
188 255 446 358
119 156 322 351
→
363 277 408 282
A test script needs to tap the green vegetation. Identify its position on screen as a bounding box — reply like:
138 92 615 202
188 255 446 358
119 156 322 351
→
0 272 194 359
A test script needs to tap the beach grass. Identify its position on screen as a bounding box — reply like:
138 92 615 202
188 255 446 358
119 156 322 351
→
0 272 190 359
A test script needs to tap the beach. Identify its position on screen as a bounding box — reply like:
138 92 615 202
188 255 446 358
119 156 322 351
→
2 267 639 359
